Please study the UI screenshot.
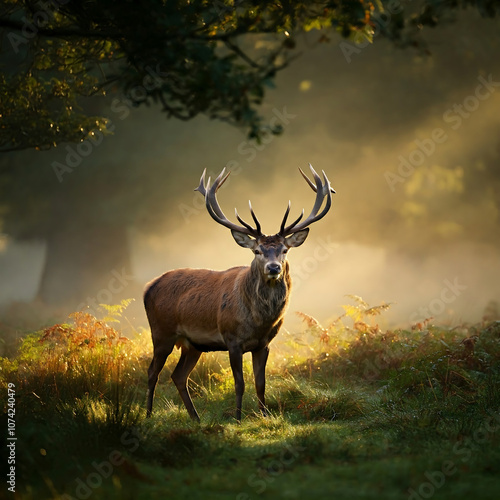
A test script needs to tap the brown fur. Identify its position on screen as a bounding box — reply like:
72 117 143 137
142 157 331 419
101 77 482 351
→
144 239 295 421
146 165 333 420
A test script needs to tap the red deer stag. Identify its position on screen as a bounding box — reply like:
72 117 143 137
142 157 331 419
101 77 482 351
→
145 164 334 421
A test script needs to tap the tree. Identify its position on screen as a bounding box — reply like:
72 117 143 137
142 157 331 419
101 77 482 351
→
2 0 499 152
0 0 357 152
0 0 499 308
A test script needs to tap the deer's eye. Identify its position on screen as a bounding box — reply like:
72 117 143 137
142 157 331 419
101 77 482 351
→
254 249 262 255
283 248 289 254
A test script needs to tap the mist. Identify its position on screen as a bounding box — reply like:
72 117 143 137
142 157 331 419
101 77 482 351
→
1 11 499 332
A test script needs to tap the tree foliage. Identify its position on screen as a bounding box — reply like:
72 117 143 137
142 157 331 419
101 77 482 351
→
1 0 499 153
1 1 499 307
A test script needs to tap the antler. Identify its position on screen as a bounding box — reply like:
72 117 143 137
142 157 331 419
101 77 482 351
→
279 164 335 236
195 168 263 238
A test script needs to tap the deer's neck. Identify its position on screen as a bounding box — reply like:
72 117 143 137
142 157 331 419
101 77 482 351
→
240 261 291 326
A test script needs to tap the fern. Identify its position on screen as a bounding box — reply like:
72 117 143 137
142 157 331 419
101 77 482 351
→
98 298 135 323
338 295 392 333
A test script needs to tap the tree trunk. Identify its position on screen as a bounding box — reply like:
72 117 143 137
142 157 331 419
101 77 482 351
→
37 221 136 310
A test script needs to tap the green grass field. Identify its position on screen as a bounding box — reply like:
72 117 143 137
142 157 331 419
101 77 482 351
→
1 299 500 500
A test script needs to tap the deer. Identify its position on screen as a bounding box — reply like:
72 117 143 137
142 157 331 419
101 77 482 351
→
144 164 334 421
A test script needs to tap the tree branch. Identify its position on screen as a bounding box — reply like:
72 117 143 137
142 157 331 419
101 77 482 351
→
0 17 124 40
224 40 263 69
0 16 277 44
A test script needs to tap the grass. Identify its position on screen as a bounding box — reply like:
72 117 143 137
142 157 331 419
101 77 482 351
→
1 299 500 500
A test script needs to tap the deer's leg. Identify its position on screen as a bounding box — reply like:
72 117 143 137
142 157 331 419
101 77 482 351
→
171 346 202 422
147 338 176 417
252 346 270 416
228 345 245 422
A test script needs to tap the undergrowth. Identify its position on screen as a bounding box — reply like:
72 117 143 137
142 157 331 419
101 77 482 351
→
1 297 499 499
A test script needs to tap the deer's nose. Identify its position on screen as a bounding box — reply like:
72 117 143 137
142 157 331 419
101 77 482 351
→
266 263 282 276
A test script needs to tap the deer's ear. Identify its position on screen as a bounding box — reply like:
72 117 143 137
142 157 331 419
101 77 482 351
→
231 230 257 249
285 228 309 248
